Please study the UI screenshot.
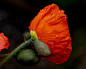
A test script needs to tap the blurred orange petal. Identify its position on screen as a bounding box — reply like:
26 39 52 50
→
0 33 10 51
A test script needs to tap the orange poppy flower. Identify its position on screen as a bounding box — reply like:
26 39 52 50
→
28 4 72 64
0 33 10 51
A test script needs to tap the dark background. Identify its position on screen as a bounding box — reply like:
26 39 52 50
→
0 0 86 69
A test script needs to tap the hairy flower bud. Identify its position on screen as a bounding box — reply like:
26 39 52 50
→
34 38 51 57
15 49 40 65
23 31 31 41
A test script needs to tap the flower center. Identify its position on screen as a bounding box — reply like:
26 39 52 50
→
30 31 38 39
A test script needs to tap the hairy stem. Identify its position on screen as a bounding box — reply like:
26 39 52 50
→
0 39 32 67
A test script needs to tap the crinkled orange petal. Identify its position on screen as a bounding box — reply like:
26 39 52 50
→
29 4 72 64
0 33 10 51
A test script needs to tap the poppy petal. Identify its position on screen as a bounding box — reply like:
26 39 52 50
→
0 33 10 51
29 4 72 64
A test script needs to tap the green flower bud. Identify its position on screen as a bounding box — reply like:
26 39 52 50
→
15 49 40 66
34 38 51 57
23 31 31 41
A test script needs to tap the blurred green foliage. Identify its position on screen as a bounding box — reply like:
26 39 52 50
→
49 0 86 8
72 27 86 49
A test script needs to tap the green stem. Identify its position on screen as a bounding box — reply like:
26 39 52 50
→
0 39 32 67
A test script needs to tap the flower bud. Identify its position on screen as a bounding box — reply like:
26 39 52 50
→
34 38 51 57
15 49 40 66
23 31 31 41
